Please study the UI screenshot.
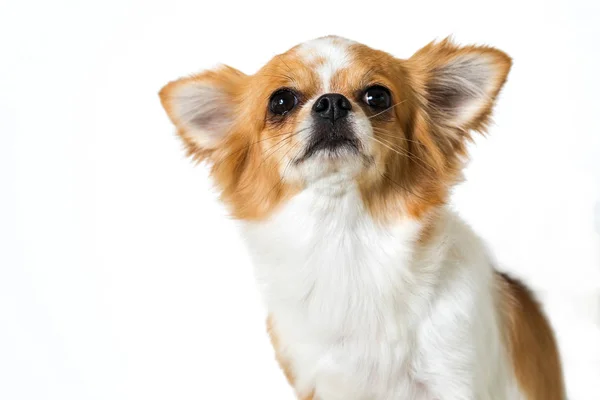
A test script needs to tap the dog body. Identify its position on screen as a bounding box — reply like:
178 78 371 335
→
160 36 564 399
246 191 518 399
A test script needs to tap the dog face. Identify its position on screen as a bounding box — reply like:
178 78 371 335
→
159 36 511 221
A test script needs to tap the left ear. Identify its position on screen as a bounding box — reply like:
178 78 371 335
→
408 38 512 131
159 65 247 157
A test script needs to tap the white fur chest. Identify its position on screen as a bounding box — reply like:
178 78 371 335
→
241 185 520 399
242 184 438 399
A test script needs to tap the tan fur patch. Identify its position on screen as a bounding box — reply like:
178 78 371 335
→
350 39 511 221
160 57 319 220
496 272 566 399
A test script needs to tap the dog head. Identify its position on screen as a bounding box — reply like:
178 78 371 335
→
159 36 511 221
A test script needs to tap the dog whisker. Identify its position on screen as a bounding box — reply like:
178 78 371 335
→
367 100 407 119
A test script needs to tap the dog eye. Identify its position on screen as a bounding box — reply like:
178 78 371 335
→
269 89 298 115
363 86 392 109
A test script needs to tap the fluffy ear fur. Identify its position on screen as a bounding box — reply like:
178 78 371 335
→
159 65 247 158
408 38 512 132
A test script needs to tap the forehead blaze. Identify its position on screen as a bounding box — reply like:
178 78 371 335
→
296 36 353 93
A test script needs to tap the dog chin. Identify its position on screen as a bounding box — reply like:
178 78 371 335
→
291 145 368 187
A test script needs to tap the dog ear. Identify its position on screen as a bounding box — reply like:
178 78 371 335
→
408 38 512 132
159 65 247 156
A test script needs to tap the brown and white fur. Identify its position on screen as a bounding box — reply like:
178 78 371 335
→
159 36 565 400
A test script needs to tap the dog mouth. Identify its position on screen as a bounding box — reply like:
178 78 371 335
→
295 119 362 164
295 136 361 164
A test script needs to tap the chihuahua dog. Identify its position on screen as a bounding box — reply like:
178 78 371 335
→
159 36 565 400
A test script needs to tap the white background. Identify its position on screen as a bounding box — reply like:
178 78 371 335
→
1 0 599 399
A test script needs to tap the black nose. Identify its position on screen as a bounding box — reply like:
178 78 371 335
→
312 93 352 123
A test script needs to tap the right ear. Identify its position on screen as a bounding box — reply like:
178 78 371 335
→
159 65 247 156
